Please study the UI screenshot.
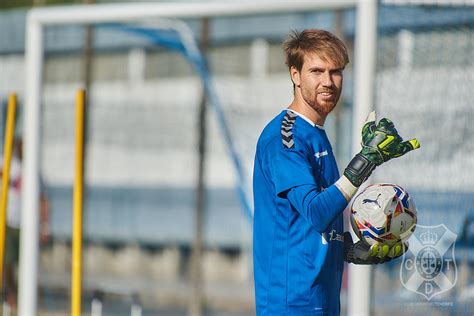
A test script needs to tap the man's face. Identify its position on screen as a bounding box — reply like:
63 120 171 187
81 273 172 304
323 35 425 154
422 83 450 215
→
291 53 343 117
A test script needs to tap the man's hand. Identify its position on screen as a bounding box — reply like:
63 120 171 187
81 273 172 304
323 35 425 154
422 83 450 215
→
343 111 420 187
344 232 407 265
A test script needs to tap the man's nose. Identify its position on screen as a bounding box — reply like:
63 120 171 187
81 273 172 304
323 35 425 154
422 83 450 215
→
322 71 333 86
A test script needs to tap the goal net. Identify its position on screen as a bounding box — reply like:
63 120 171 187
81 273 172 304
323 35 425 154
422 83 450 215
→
371 3 474 315
16 2 360 314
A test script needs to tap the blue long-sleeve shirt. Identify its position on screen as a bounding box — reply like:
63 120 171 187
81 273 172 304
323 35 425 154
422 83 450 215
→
253 110 348 315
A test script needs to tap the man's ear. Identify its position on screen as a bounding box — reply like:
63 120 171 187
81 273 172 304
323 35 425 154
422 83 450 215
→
290 66 301 87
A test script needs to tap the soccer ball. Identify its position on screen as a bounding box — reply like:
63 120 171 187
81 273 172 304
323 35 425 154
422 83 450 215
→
350 183 417 246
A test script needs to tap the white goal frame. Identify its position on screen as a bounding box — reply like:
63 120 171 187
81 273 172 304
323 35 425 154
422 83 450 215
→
21 1 376 315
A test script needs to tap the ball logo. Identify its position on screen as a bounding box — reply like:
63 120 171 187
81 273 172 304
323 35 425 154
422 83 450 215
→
400 224 457 300
362 193 382 208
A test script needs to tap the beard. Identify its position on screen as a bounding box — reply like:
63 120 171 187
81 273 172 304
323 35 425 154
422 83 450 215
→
301 87 339 117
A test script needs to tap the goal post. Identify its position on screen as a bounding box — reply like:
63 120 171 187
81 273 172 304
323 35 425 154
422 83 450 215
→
348 1 378 315
20 1 376 314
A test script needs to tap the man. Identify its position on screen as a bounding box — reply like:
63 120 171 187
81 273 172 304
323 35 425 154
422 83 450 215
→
1 137 50 310
252 29 420 315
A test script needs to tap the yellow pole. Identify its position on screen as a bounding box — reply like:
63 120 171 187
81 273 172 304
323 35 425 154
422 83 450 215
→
72 89 85 316
0 93 17 295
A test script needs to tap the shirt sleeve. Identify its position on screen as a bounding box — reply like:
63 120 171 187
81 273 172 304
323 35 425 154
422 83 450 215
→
287 184 348 233
270 146 316 196
267 136 348 232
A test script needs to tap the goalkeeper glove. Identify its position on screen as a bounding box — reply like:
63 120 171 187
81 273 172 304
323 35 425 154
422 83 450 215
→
343 232 407 265
343 111 420 187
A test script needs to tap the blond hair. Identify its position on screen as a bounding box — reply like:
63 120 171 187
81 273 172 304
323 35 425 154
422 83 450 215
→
283 29 349 71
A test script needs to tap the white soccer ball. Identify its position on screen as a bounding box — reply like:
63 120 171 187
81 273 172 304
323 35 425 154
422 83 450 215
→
350 183 417 246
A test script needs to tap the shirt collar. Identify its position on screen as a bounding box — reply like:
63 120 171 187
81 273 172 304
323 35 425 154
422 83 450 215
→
287 109 324 129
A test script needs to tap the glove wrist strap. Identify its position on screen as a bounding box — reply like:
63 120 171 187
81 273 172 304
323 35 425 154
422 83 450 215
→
343 153 376 187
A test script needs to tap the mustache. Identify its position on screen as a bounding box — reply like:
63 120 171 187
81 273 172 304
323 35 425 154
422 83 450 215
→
317 88 334 94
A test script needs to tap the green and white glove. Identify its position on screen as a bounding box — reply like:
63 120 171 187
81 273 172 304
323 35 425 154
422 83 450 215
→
343 232 407 264
343 111 420 187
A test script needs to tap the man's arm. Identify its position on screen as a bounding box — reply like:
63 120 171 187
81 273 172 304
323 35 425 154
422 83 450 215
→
287 112 419 236
286 184 347 233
